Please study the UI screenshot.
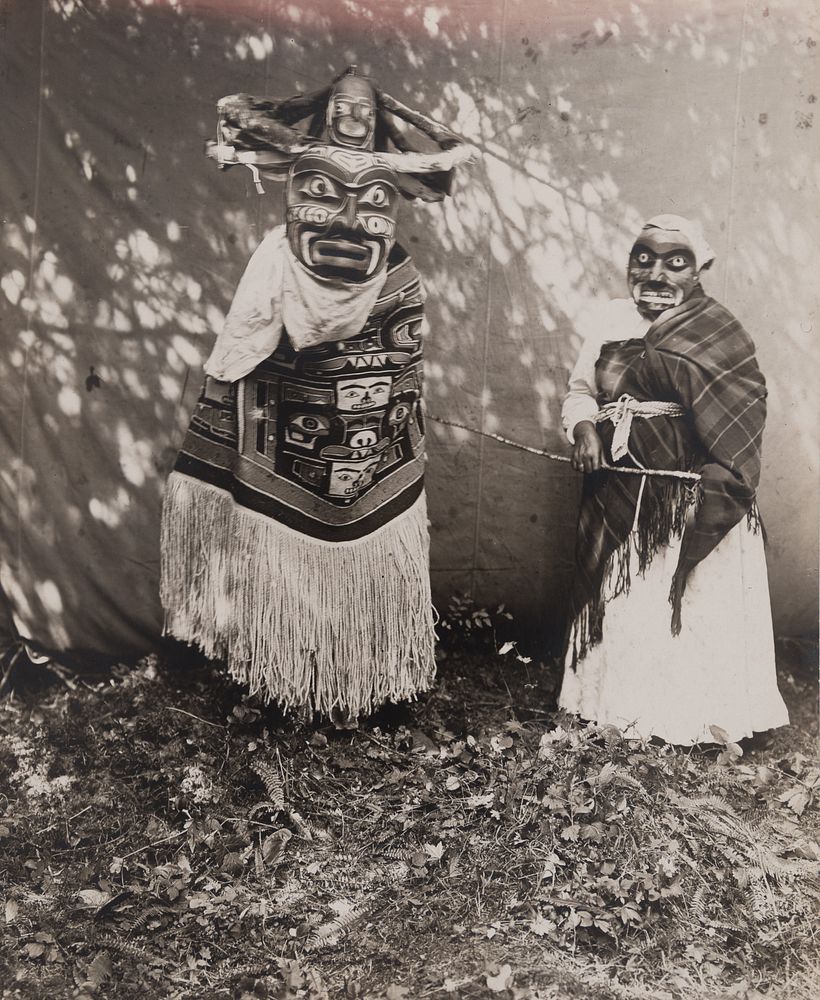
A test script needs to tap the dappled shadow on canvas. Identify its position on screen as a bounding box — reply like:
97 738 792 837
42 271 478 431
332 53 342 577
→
0 0 816 653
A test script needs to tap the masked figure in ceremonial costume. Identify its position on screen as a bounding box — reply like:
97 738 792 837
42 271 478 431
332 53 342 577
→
161 69 475 720
559 215 789 745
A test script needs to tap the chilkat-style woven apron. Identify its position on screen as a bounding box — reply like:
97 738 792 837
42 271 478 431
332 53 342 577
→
161 246 436 716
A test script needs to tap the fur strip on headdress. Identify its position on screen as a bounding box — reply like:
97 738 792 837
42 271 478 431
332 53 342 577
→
206 66 477 202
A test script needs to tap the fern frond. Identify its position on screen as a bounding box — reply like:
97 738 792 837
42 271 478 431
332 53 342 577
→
330 851 358 864
690 885 709 922
22 891 55 908
314 872 377 891
251 760 285 812
379 860 410 882
248 800 282 823
608 769 646 793
684 793 740 818
213 961 274 984
754 851 820 887
699 768 750 791
378 847 417 861
306 905 369 948
92 934 152 962
126 906 170 936
746 868 776 921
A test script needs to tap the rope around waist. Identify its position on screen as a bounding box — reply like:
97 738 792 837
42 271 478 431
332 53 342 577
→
593 395 686 463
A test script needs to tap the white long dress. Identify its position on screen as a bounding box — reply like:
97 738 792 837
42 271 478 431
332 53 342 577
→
559 300 789 745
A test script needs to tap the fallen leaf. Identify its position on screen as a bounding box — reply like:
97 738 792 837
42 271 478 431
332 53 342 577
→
717 742 743 764
261 828 292 864
86 951 113 988
486 963 514 992
619 902 643 924
77 889 111 908
708 725 731 745
465 792 495 809
386 987 409 1000
529 913 556 936
5 899 18 924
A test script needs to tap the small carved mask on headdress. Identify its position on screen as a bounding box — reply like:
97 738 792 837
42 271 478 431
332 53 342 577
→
285 147 399 282
326 73 376 150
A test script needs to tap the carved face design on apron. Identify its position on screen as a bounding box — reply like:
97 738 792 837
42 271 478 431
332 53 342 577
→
286 147 399 282
627 229 699 320
326 74 377 150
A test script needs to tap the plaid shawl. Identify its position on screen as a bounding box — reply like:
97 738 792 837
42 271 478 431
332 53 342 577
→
569 288 767 660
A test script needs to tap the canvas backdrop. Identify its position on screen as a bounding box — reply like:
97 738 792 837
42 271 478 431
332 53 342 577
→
1 0 817 657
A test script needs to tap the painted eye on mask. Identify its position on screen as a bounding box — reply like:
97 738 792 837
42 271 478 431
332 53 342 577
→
361 215 393 237
633 251 653 267
666 254 691 271
358 184 391 208
301 174 341 201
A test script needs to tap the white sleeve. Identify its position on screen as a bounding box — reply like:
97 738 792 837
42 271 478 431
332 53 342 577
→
561 336 602 444
561 300 616 444
561 299 649 442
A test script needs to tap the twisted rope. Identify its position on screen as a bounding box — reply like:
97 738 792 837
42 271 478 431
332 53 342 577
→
427 414 702 483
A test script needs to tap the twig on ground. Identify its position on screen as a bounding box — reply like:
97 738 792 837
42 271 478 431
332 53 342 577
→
168 706 225 729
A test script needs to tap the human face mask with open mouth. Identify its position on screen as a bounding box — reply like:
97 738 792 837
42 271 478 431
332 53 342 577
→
627 231 699 320
286 147 399 282
326 74 376 150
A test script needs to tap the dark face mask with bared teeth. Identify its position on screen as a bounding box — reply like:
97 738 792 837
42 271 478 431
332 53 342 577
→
627 233 699 320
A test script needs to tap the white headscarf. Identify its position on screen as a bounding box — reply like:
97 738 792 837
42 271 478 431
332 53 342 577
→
636 214 716 270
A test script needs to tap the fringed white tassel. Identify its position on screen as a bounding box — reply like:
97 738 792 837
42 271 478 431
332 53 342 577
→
160 472 436 717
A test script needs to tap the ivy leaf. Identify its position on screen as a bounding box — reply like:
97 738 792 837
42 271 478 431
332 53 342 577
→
779 786 811 816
